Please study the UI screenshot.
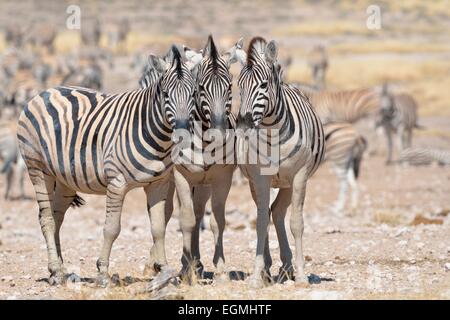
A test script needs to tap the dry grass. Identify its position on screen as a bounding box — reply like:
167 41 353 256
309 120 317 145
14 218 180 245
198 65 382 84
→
329 41 450 55
373 210 407 226
273 20 371 37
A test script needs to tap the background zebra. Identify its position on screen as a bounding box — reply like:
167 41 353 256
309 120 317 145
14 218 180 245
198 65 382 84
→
323 122 367 213
16 45 197 286
306 45 328 89
377 83 420 164
299 86 381 125
232 37 325 287
0 121 26 200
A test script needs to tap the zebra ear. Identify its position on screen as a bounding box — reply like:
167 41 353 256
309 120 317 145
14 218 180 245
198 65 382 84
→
148 54 168 74
203 35 216 57
265 40 278 66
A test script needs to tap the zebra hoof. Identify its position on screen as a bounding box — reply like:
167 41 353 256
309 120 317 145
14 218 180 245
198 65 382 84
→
277 267 294 283
48 272 66 286
96 273 110 288
143 262 162 278
248 274 265 289
294 274 310 288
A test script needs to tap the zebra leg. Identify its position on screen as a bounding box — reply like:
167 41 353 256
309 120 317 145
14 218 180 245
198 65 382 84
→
18 161 26 199
290 167 309 286
144 180 172 277
4 164 14 200
53 182 78 274
406 128 413 148
333 167 348 214
96 181 127 287
385 128 393 165
397 126 405 157
247 176 272 288
210 170 233 280
191 185 210 276
348 168 359 210
174 170 198 281
271 187 294 282
28 169 64 285
249 182 272 280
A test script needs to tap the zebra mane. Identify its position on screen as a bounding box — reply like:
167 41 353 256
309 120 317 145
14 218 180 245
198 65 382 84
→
247 36 267 67
171 45 183 79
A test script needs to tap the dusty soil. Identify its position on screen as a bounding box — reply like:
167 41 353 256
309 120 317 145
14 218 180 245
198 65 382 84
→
1 149 449 299
0 0 449 300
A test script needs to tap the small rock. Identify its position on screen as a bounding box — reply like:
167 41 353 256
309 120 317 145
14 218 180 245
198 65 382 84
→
398 240 408 247
349 261 356 265
444 263 450 272
1 276 13 282
416 242 425 249
394 227 409 237
393 257 401 262
324 261 334 267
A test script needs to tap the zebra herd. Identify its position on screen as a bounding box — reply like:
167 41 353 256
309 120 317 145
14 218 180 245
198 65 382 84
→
7 35 425 287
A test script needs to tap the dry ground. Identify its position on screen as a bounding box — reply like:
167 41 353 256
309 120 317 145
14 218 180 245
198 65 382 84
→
0 0 450 300
0 148 449 299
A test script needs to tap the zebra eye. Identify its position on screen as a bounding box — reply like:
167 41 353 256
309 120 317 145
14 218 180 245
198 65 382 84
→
260 82 268 89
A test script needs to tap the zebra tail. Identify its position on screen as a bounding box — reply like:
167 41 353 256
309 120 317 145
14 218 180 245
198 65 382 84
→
70 194 86 208
0 159 13 174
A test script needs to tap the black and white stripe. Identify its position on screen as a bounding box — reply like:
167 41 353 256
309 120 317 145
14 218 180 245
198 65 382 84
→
323 121 367 212
233 37 325 286
377 84 419 163
16 45 197 285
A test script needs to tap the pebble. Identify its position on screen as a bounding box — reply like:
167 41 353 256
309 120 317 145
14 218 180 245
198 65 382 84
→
324 261 334 267
444 263 450 272
349 261 356 265
1 276 13 282
398 240 408 247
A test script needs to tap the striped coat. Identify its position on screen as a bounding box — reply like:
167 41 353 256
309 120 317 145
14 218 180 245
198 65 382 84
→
16 46 197 285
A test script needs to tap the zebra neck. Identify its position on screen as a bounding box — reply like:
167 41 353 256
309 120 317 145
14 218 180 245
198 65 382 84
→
263 85 293 139
142 86 172 148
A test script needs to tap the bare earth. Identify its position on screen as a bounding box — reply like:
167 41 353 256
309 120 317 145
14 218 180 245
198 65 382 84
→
0 0 449 300
1 150 449 299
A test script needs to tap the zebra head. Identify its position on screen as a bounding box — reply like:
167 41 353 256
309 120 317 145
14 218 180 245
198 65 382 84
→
235 37 280 128
376 83 395 128
189 35 235 132
149 45 197 134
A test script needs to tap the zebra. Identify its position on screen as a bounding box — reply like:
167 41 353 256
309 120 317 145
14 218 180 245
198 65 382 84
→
323 122 367 213
232 37 325 287
298 86 381 125
81 18 102 47
16 45 197 286
139 36 240 280
306 45 328 89
0 122 26 200
398 147 450 166
376 84 420 164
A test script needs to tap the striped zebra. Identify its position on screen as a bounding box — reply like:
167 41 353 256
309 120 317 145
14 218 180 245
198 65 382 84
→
232 37 325 287
306 45 328 89
376 84 419 164
323 122 367 213
298 86 381 125
16 45 197 286
0 121 26 200
139 36 239 279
